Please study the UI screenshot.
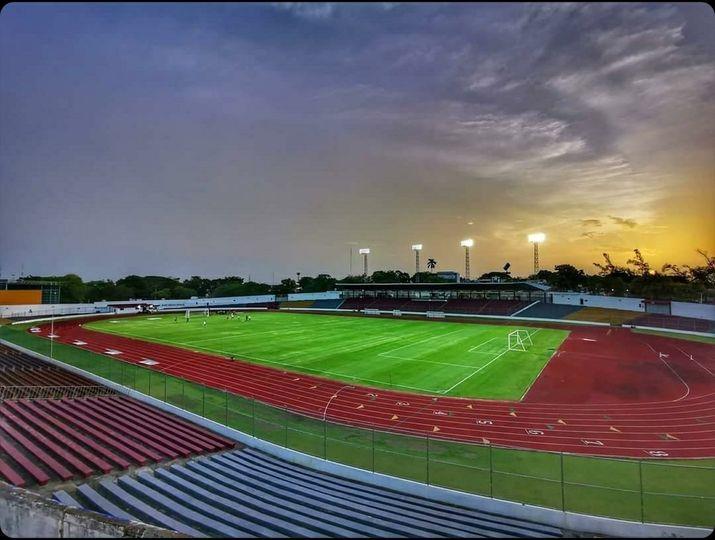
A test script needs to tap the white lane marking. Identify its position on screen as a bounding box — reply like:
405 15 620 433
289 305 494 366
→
645 342 691 402
673 345 714 377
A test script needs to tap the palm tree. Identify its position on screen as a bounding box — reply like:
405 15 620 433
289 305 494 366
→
426 258 437 272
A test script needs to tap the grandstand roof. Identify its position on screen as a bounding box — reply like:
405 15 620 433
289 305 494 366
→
336 281 550 291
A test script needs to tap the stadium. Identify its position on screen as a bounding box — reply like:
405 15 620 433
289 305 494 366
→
2 2 715 539
1 273 713 538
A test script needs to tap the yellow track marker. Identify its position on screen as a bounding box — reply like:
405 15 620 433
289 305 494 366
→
665 433 679 440
309 385 317 389
390 414 399 420
467 404 473 409
509 411 517 417
609 426 620 432
482 437 490 444
356 404 364 409
432 426 440 433
557 419 566 425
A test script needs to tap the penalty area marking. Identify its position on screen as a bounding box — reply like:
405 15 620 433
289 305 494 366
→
441 329 542 395
468 336 497 352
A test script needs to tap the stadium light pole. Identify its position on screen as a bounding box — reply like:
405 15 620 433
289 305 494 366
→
359 248 370 277
412 244 423 275
460 239 474 281
527 233 546 275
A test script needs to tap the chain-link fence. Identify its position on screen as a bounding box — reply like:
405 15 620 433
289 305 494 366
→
1 326 713 528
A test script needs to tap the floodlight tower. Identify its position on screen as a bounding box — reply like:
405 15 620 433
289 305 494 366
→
460 239 474 281
412 244 423 275
359 248 370 276
528 233 545 275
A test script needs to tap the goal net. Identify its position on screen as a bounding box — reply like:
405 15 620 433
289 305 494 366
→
507 329 533 352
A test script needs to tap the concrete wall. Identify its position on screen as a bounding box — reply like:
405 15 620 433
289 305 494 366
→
550 293 715 321
671 301 715 321
0 481 184 538
287 291 341 301
94 294 276 311
0 303 100 319
551 292 645 311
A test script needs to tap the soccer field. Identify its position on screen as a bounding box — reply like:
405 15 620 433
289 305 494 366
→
86 312 570 399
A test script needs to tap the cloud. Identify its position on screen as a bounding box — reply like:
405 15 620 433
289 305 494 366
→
271 2 336 20
581 219 602 227
609 216 638 228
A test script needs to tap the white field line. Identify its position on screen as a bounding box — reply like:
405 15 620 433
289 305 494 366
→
645 342 691 402
441 349 510 394
442 329 542 395
377 328 465 357
468 336 497 352
673 345 715 377
375 353 479 369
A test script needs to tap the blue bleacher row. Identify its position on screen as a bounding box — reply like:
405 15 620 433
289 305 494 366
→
54 447 562 538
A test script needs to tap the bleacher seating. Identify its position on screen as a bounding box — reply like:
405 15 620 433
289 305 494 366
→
404 300 447 312
631 313 715 333
0 343 105 388
0 395 234 488
53 447 562 538
340 298 375 310
563 307 642 325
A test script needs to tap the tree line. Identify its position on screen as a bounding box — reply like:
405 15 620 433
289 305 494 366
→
21 249 714 304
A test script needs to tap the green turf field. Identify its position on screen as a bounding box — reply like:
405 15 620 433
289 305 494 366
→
85 312 569 399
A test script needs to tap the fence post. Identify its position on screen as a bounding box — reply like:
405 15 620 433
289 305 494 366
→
639 459 645 523
560 452 565 511
489 443 493 498
180 378 184 409
163 374 167 402
372 429 375 473
251 398 255 437
323 418 327 460
426 435 430 485
224 389 228 426
284 406 288 448
202 385 206 417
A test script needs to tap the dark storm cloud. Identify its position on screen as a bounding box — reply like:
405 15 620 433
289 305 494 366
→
1 2 713 280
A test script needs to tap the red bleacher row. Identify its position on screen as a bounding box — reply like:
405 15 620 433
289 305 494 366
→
340 298 531 316
0 395 235 487
0 343 100 388
37 318 715 459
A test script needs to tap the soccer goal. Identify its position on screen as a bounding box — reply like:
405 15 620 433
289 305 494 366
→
507 329 533 352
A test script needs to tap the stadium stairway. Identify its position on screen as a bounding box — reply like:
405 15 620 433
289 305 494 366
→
53 446 563 538
514 302 585 319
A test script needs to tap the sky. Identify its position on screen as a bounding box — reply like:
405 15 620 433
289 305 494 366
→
1 2 713 282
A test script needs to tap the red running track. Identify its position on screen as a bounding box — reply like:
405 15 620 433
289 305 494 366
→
32 316 715 459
